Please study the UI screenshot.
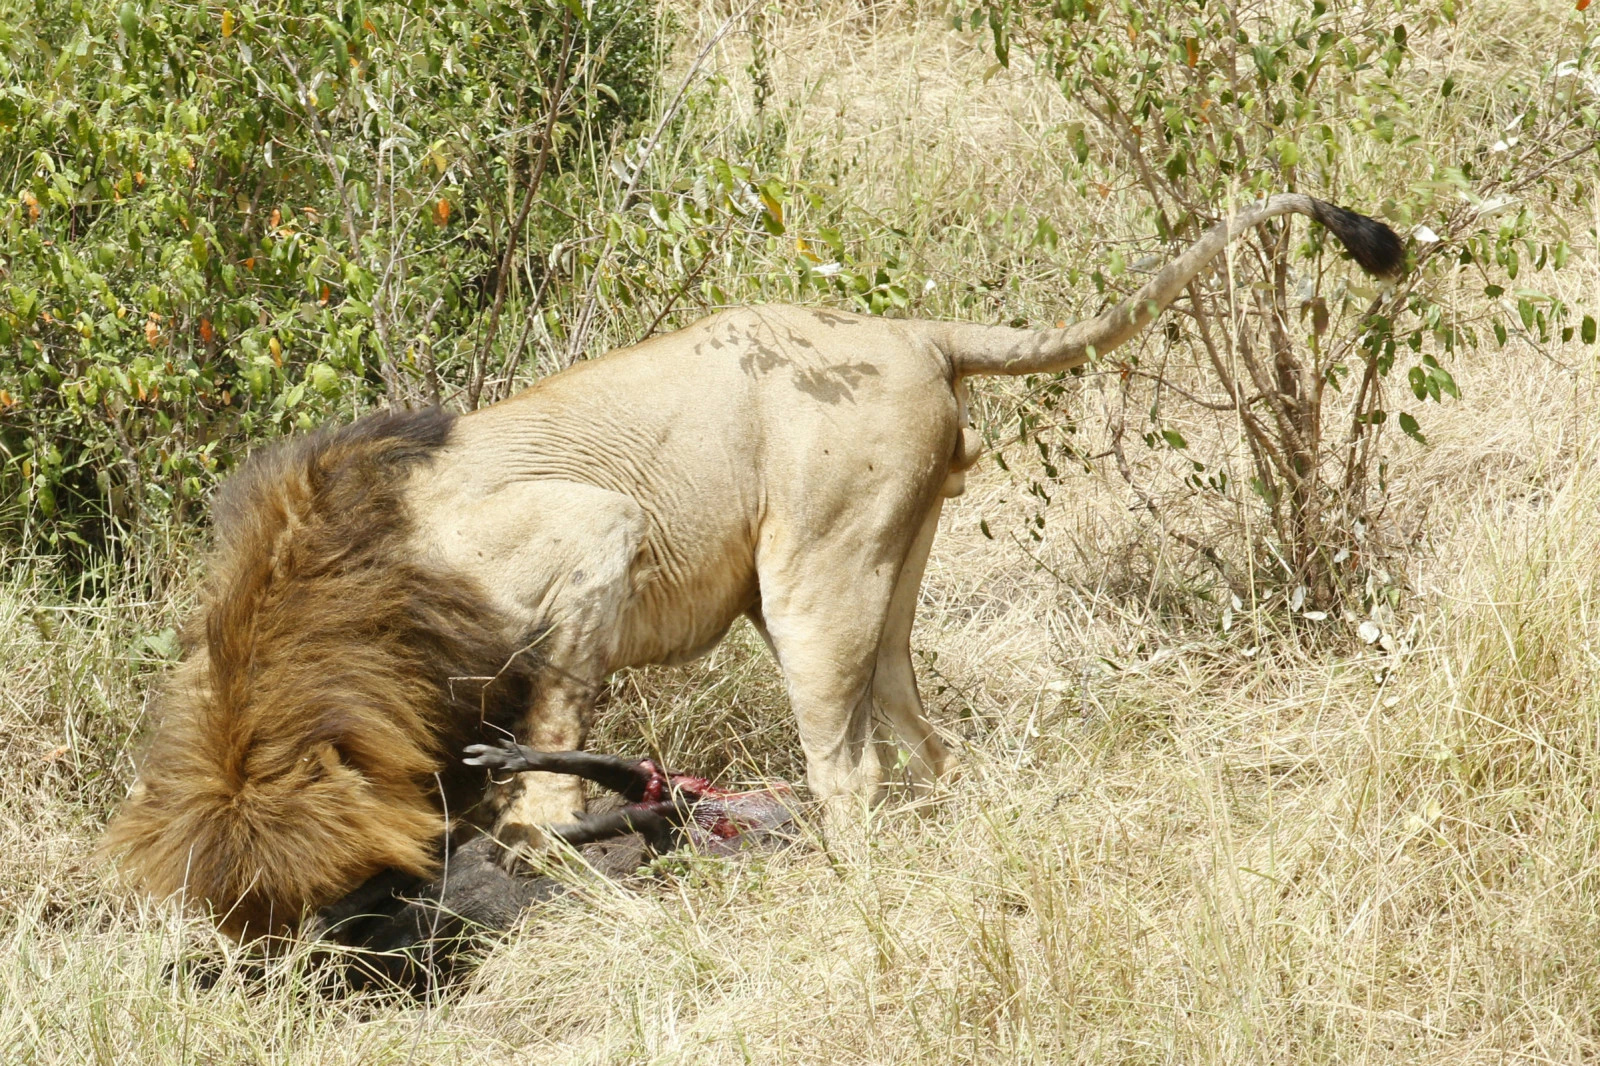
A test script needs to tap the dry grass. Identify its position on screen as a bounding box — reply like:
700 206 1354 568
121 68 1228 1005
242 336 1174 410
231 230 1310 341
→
6 1 1600 1061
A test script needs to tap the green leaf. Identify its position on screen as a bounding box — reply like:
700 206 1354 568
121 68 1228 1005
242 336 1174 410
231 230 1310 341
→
1161 428 1189 450
1032 216 1059 252
309 363 339 397
1583 315 1597 345
1398 412 1427 444
139 627 181 661
1431 365 1459 400
1517 298 1535 331
1408 366 1427 400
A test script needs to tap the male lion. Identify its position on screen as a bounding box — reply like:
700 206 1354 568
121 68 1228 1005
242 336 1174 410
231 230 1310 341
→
103 195 1400 937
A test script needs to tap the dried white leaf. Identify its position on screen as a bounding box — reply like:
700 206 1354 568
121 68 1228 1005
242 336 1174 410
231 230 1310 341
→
1359 620 1383 645
1476 195 1518 218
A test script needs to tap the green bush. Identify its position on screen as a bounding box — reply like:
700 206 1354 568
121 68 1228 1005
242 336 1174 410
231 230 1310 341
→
0 0 661 560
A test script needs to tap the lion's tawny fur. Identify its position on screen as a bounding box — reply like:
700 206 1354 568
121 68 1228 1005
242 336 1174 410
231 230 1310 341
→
100 408 538 938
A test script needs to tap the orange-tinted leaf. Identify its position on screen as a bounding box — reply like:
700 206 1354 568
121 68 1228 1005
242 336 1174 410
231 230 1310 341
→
319 285 331 306
1580 0 1591 11
269 208 281 228
200 318 213 344
758 190 784 229
433 198 451 226
1185 37 1199 66
221 9 234 36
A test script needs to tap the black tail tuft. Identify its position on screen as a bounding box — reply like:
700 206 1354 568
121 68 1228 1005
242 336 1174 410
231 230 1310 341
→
1309 199 1404 278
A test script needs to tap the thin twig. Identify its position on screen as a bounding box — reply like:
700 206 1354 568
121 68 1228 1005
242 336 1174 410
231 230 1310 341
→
564 1 758 364
636 213 738 342
471 12 578 409
1108 402 1243 598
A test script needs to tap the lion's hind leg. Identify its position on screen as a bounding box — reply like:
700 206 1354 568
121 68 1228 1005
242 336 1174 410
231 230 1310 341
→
871 500 956 793
754 506 940 830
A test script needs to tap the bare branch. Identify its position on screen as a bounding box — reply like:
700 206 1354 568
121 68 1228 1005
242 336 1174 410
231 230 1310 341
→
564 2 759 364
471 12 578 409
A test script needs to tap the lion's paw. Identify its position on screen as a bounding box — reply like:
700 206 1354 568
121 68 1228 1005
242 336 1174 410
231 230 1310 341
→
491 819 562 874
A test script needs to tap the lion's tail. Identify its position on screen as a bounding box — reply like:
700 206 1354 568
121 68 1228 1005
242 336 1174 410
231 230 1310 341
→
934 194 1402 378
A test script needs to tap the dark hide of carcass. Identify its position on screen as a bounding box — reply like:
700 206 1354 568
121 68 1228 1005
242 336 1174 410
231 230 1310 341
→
310 743 800 992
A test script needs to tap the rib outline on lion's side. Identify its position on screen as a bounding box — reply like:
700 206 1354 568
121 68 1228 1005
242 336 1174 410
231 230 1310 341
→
100 408 541 939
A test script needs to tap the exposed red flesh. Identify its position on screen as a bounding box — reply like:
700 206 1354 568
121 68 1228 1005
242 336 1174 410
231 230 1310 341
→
633 759 795 851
